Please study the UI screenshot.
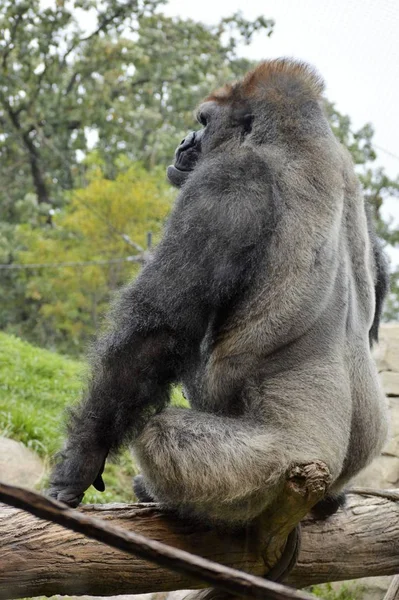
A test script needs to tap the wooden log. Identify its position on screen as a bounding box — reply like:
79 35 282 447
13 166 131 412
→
0 490 398 599
0 481 316 600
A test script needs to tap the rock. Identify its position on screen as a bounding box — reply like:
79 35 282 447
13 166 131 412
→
354 395 399 488
374 323 399 373
380 371 399 396
331 577 393 600
354 454 399 488
383 398 399 457
356 325 399 490
0 437 44 488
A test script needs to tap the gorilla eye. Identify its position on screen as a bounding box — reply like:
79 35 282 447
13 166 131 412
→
197 112 208 127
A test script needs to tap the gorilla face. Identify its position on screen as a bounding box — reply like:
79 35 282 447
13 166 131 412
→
167 101 254 188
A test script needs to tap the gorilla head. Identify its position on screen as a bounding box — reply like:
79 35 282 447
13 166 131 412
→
167 59 325 188
167 102 254 188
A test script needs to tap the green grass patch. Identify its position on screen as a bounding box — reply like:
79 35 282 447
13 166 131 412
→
0 332 84 457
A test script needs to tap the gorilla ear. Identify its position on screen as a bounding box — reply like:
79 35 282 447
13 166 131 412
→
233 107 254 135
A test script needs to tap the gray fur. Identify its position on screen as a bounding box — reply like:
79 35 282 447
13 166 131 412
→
49 59 389 526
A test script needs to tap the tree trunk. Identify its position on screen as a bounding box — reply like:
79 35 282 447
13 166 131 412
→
1 99 51 206
1 491 399 600
22 131 51 206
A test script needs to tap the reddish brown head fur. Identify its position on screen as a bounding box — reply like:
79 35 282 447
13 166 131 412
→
205 58 325 105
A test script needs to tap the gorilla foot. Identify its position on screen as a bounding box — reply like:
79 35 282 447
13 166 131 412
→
311 492 346 519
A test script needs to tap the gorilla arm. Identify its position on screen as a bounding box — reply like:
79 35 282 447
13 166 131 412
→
48 155 270 507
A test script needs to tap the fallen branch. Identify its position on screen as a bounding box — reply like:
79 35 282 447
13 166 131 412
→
1 485 398 599
384 576 399 600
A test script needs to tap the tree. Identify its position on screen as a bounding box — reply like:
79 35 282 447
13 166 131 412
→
90 12 273 171
0 0 273 216
5 161 172 353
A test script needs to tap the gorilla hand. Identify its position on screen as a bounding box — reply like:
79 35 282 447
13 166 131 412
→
48 446 108 507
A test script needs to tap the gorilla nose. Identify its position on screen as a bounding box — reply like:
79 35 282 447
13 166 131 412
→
179 131 196 151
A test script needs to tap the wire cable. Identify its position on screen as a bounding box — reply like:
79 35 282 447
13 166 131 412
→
0 255 145 270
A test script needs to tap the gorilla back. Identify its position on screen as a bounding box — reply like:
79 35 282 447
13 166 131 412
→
49 59 389 526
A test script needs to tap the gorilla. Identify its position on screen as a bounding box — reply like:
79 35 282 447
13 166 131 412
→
49 58 389 526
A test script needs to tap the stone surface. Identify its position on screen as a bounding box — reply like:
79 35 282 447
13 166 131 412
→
354 453 399 488
349 324 399 599
331 577 394 600
0 437 44 487
374 322 399 373
384 398 399 457
381 371 399 396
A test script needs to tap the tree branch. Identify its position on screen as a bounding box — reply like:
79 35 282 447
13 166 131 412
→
1 480 398 598
0 96 50 205
65 71 79 95
0 481 315 600
1 10 26 69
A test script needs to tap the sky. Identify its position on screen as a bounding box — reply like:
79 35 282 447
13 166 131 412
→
163 0 399 261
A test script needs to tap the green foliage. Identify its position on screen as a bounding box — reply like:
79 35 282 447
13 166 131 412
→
0 0 165 211
3 161 173 353
0 0 272 210
307 582 364 600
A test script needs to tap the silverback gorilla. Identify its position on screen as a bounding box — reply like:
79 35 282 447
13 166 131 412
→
49 59 389 525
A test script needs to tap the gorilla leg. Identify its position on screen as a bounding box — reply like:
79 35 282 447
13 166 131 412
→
133 407 295 525
133 474 155 502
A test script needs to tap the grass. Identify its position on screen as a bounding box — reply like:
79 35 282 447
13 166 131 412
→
307 582 364 600
0 332 185 503
0 332 84 457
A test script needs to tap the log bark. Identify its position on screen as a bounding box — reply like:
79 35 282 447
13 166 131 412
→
1 490 399 599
